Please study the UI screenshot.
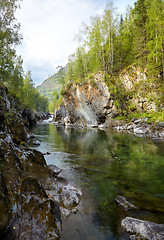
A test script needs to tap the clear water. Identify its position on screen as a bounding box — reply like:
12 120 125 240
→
32 123 164 240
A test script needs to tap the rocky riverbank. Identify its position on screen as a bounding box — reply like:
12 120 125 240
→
54 111 164 140
53 72 164 140
0 85 82 239
105 117 164 140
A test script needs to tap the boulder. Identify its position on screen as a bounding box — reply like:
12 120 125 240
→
121 217 164 240
49 165 62 175
134 126 148 134
61 184 82 207
33 140 41 146
54 105 67 122
62 75 117 126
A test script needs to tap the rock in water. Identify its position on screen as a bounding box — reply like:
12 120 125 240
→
33 140 41 146
49 165 62 175
61 184 82 207
116 196 139 211
121 217 164 240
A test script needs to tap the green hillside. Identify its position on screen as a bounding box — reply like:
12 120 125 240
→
37 74 61 101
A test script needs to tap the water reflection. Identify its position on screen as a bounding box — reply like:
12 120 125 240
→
33 123 164 239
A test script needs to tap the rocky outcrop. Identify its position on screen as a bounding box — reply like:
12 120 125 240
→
0 84 63 239
54 70 163 136
119 66 163 113
22 108 51 127
56 73 117 127
54 105 67 124
0 84 82 239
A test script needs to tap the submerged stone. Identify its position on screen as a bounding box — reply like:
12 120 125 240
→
116 196 139 211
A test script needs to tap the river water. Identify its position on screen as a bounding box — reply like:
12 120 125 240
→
32 122 164 240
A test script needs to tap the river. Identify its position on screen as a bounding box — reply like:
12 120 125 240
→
32 122 164 240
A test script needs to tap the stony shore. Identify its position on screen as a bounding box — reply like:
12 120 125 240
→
0 85 82 239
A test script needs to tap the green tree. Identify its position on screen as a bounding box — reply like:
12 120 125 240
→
102 3 118 74
115 7 134 71
86 15 104 73
56 66 65 84
74 47 85 79
65 54 75 81
22 71 36 109
133 0 148 66
146 0 164 77
0 0 22 83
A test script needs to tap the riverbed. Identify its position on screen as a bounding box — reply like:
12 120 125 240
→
32 122 164 240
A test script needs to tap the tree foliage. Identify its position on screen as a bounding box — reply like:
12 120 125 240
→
64 0 164 80
0 0 48 112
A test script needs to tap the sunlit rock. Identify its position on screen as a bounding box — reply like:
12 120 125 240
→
61 184 82 207
121 217 164 240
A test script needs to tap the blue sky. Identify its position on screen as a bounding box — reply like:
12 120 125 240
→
16 0 136 86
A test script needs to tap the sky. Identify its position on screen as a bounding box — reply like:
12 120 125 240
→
16 0 136 86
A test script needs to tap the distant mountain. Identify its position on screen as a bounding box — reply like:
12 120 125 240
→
37 73 61 101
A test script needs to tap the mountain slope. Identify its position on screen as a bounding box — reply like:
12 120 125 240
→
37 74 61 101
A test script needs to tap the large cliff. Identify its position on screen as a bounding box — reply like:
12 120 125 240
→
55 68 164 137
62 73 117 127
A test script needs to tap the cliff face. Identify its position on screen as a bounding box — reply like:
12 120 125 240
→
0 84 62 239
63 73 117 126
57 68 163 128
119 66 163 114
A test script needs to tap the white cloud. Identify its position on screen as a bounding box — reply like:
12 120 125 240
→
16 0 135 85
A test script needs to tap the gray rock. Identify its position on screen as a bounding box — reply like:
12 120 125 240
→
126 123 135 130
60 207 71 218
49 165 62 175
26 132 35 139
121 217 164 240
54 105 67 122
134 126 148 134
116 196 139 211
134 119 142 124
62 77 117 126
33 140 41 146
159 131 164 138
61 184 82 207
60 207 78 218
45 190 61 203
64 116 72 126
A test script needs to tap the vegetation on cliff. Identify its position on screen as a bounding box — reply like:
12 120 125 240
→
50 0 164 122
0 0 48 112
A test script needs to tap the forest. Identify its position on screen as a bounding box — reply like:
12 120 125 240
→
0 0 48 112
64 0 164 80
49 0 164 120
0 0 164 117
